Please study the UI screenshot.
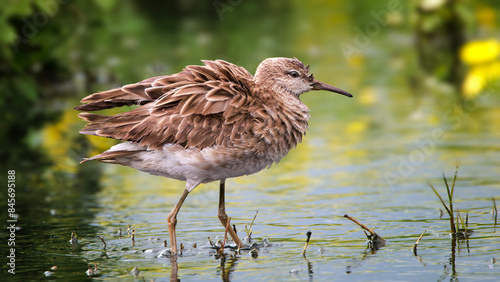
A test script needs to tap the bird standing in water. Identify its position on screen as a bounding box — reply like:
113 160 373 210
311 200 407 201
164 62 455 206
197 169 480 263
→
76 57 352 254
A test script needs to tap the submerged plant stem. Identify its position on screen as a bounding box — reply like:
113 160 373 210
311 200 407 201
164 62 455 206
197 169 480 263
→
98 235 107 250
413 230 427 256
302 231 312 258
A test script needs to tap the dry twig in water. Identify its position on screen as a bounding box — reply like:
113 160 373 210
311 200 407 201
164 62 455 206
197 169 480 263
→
493 197 498 229
69 231 79 249
131 229 135 246
208 237 215 247
344 214 386 248
245 210 259 238
413 230 426 255
98 235 107 250
493 197 498 216
302 231 312 258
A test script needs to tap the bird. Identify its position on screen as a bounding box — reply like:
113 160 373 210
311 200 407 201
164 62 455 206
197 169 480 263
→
75 57 352 254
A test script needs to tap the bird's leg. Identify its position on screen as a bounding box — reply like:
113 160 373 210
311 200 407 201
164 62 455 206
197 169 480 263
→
167 188 190 255
218 180 244 248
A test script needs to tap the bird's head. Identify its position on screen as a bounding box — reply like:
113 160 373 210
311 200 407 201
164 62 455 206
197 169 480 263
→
254 57 353 98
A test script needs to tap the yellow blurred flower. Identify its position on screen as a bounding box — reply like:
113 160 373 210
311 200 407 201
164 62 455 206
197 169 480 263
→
460 39 500 98
42 108 117 172
462 61 500 99
42 109 81 173
460 39 500 65
462 71 484 99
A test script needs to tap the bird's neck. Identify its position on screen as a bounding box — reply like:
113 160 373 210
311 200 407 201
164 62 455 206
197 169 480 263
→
251 89 310 162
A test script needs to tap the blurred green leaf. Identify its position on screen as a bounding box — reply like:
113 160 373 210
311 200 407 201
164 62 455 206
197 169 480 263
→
11 76 38 102
3 0 34 16
93 0 116 11
0 19 17 43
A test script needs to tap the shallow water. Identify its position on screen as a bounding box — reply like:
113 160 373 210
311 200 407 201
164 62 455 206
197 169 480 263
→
4 1 500 281
15 74 499 280
83 94 499 281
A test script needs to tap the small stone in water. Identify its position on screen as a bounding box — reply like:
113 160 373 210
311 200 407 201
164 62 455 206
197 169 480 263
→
86 263 99 276
130 266 140 276
262 237 271 247
250 248 258 258
242 236 252 245
158 249 172 258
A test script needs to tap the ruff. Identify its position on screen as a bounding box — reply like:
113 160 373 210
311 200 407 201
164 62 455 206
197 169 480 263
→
76 57 352 254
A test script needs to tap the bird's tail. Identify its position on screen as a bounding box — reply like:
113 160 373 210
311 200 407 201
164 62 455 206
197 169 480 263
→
80 143 146 164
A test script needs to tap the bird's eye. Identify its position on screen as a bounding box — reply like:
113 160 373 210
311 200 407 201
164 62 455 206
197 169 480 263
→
288 70 300 78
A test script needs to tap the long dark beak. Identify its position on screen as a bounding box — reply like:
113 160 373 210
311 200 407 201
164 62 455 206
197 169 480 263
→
312 80 353 97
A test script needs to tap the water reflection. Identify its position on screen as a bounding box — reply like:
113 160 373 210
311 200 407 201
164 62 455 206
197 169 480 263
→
170 256 179 282
218 255 237 282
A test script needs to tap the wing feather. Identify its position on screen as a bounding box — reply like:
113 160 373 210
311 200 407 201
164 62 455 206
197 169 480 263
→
76 60 256 150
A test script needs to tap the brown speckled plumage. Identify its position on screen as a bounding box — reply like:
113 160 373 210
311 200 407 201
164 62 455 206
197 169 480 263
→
76 57 352 254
